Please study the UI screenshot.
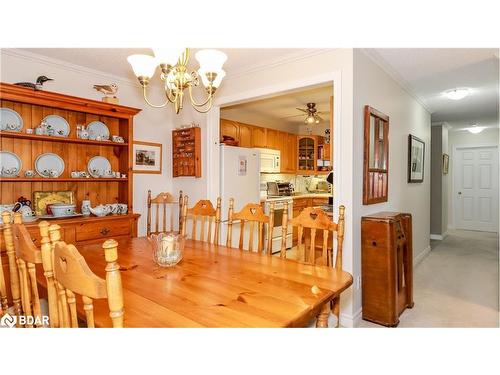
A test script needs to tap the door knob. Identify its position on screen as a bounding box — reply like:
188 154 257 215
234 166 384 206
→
458 192 462 195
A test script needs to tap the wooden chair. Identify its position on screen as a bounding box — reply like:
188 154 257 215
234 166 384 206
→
280 205 346 328
226 199 275 253
147 190 184 236
181 196 222 244
1 211 22 325
0 245 7 316
10 213 44 327
50 224 124 328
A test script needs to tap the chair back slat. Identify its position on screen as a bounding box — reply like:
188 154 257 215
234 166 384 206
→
82 295 95 328
1 212 22 325
182 197 222 244
39 222 59 327
147 190 182 236
228 202 274 253
66 290 79 328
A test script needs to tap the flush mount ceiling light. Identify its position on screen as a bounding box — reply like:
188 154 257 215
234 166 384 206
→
444 88 470 100
128 48 227 114
467 125 485 134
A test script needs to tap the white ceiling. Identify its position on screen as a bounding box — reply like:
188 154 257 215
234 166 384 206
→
21 48 316 82
221 85 333 132
368 48 499 130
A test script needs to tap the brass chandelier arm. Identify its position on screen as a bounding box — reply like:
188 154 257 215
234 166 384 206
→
142 86 169 108
187 84 214 108
190 95 214 114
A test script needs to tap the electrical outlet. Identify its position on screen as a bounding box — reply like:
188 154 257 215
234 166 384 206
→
356 275 362 290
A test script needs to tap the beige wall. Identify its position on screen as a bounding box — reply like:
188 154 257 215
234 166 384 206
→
353 50 432 316
430 123 450 236
0 49 180 236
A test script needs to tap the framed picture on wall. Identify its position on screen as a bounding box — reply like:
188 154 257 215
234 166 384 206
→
133 141 162 174
408 135 425 183
442 153 449 174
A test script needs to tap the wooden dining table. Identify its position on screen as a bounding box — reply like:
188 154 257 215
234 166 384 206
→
49 237 353 328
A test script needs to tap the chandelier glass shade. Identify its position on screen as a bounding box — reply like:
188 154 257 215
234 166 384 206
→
127 48 227 114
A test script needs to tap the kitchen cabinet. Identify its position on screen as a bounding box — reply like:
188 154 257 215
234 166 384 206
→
297 136 317 174
266 129 280 150
251 126 267 148
281 132 297 173
238 123 253 148
220 119 240 141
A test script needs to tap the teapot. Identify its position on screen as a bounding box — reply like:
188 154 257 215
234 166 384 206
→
89 204 111 217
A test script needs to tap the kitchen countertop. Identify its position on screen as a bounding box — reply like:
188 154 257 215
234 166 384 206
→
291 193 331 199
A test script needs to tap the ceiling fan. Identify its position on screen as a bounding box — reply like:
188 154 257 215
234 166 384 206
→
293 103 325 124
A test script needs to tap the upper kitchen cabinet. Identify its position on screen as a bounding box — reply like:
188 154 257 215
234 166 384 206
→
251 126 267 148
266 129 280 150
220 119 240 141
297 136 317 174
238 123 253 147
281 132 297 173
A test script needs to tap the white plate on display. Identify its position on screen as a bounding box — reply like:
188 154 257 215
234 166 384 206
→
0 151 22 177
87 121 110 140
87 156 111 178
42 114 70 137
35 153 65 178
0 108 23 132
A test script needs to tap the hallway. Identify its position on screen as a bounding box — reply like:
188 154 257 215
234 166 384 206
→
359 229 499 327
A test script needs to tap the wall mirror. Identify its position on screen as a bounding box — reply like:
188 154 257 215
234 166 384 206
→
363 105 389 204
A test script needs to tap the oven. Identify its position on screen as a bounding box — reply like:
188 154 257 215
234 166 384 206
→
263 197 293 254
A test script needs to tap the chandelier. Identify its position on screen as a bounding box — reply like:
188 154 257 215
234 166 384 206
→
127 48 227 114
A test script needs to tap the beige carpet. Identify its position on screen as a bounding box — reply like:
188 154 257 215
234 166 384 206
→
359 229 499 328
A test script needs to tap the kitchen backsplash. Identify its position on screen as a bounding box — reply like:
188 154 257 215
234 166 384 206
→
260 173 330 193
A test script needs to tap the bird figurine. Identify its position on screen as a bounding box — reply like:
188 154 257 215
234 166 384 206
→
14 76 53 90
93 83 118 97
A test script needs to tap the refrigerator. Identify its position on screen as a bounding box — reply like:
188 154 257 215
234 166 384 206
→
219 145 261 248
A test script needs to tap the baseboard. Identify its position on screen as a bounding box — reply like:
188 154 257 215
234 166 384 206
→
340 308 363 328
430 234 443 240
414 245 431 267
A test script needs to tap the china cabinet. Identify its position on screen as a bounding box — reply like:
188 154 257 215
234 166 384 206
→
0 82 141 253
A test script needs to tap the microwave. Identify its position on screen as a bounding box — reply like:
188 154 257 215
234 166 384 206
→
254 148 280 173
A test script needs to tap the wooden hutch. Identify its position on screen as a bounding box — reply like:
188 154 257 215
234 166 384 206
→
0 83 141 259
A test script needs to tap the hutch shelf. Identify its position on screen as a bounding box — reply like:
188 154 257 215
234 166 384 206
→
0 82 141 253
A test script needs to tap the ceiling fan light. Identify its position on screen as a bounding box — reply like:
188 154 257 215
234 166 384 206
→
444 88 470 100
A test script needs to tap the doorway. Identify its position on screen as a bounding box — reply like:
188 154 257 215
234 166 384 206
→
453 145 499 232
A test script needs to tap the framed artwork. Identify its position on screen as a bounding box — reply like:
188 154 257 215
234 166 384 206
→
133 141 162 174
33 190 75 216
442 153 449 174
408 135 425 183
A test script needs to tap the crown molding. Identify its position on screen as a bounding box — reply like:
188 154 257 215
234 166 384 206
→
1 48 139 87
224 48 335 80
360 48 433 114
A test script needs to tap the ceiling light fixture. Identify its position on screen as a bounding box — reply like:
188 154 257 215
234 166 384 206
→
128 48 227 114
467 125 485 134
444 88 470 100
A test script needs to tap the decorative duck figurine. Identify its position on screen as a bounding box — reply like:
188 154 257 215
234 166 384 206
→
89 204 111 217
14 76 54 90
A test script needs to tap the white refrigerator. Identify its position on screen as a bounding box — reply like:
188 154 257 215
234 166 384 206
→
220 145 260 247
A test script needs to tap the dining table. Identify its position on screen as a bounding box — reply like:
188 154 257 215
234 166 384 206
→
49 237 353 328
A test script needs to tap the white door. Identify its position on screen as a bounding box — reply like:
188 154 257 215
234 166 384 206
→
454 146 499 232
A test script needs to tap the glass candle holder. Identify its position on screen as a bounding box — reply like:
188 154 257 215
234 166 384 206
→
150 233 184 267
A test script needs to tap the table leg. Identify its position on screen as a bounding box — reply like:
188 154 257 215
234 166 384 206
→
316 302 330 328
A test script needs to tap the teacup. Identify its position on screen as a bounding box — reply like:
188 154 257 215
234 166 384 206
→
117 203 128 215
7 123 17 131
49 170 58 178
103 170 114 178
71 171 79 178
91 168 101 177
26 128 34 134
106 203 119 214
24 170 37 178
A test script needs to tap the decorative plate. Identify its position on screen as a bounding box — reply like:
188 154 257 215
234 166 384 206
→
0 108 23 132
87 156 111 178
32 190 75 216
35 152 65 178
42 114 70 137
87 121 110 140
0 151 22 177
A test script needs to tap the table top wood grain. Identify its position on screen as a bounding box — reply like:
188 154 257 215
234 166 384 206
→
51 237 353 328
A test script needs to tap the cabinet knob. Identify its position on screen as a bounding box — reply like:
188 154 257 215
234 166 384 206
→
372 241 377 246
100 228 110 235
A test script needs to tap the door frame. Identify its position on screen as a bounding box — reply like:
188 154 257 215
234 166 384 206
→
451 144 499 232
206 70 343 212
